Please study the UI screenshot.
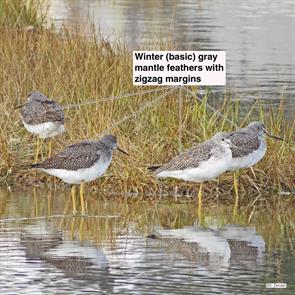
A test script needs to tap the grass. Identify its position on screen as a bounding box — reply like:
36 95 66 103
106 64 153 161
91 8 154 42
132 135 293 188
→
0 3 293 288
0 10 294 203
0 0 48 28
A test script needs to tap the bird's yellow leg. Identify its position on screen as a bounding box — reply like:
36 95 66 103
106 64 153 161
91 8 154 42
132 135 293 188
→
233 171 239 219
79 218 85 241
80 181 86 215
48 139 52 158
70 217 76 240
197 182 203 224
71 185 77 215
34 137 40 163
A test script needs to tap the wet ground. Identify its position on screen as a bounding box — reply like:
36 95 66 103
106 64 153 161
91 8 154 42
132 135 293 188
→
0 188 294 294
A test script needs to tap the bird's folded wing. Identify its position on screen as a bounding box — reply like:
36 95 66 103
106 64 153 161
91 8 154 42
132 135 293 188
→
21 100 64 124
39 101 65 123
32 143 101 170
154 144 212 173
229 131 259 157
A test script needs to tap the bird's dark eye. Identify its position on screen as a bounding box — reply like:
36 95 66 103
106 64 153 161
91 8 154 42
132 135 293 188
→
222 138 225 141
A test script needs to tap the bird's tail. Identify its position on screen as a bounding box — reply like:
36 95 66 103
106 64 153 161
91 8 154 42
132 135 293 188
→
147 165 161 172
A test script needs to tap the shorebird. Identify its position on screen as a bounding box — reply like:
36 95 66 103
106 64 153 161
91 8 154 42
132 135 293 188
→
149 132 234 212
15 91 65 161
21 220 113 289
149 224 265 267
30 134 128 214
227 121 283 215
149 226 231 267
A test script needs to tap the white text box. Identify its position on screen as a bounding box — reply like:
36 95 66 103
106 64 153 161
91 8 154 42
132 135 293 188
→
133 51 226 86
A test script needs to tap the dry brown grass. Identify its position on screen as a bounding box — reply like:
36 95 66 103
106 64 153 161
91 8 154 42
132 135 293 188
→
0 0 48 28
0 26 294 201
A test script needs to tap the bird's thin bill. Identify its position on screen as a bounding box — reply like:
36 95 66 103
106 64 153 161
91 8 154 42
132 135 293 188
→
266 132 284 141
14 104 25 110
117 147 129 156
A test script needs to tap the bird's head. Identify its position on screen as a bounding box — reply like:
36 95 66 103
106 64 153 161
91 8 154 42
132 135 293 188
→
247 121 283 141
26 91 47 102
211 132 232 147
101 134 129 155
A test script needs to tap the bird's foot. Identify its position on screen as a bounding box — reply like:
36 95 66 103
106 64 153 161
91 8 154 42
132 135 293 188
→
72 210 78 216
80 210 88 216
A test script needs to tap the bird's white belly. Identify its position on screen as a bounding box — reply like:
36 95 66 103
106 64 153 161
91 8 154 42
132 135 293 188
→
41 158 111 184
156 153 231 182
23 121 65 139
228 144 266 171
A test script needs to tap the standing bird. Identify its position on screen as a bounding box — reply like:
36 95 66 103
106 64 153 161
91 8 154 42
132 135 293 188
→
15 91 65 161
149 132 234 214
227 121 283 215
30 134 128 215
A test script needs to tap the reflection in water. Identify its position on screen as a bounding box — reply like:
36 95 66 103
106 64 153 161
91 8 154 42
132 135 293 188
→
49 0 295 107
219 225 265 263
0 188 294 294
150 225 265 270
21 220 114 293
20 221 63 260
150 226 232 268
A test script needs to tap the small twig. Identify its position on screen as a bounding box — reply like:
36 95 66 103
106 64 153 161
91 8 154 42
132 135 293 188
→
61 87 172 109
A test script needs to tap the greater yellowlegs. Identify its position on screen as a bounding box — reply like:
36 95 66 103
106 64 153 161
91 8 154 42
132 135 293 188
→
15 91 65 161
227 121 283 214
149 227 231 267
149 224 265 266
150 132 233 211
30 134 128 214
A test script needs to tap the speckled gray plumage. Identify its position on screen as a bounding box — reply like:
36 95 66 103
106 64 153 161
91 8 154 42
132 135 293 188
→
31 138 114 171
153 133 229 174
229 123 264 158
229 131 260 158
20 91 64 125
154 144 213 174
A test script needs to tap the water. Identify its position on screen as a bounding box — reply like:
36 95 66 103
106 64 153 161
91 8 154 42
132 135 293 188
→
48 0 295 106
0 188 294 294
